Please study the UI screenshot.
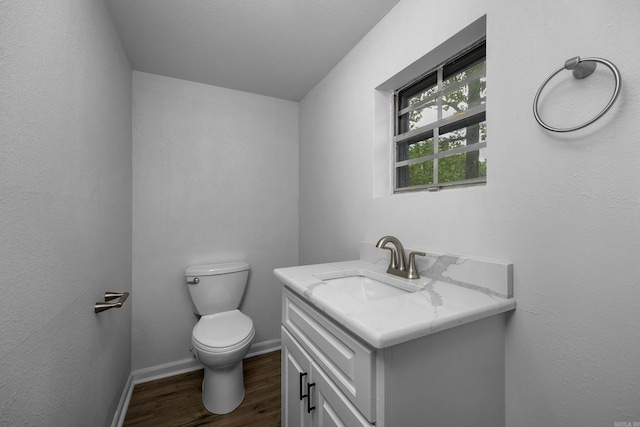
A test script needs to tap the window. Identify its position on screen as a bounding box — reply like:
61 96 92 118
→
394 42 486 192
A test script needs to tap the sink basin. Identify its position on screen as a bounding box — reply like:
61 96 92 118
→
321 275 409 301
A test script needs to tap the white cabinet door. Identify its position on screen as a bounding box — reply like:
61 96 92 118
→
311 363 373 427
283 326 373 427
282 327 312 427
282 289 375 420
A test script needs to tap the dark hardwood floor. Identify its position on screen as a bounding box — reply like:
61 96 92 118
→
124 351 281 427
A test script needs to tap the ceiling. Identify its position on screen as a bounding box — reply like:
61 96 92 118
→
105 0 401 101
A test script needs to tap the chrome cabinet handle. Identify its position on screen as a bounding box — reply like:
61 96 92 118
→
95 292 129 313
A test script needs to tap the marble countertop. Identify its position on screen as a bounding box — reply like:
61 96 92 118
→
274 246 516 349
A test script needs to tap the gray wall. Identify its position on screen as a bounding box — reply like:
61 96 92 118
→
299 0 640 425
0 1 132 425
132 72 299 371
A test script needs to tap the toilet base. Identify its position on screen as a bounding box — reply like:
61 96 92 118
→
201 361 246 414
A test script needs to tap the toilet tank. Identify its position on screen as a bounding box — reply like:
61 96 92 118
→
185 262 250 315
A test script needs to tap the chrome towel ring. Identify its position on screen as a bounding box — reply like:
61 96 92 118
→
533 56 621 132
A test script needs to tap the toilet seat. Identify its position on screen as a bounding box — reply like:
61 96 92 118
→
192 310 254 353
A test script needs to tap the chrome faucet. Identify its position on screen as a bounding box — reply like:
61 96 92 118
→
376 236 426 280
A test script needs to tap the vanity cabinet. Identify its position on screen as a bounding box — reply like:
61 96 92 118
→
282 287 507 427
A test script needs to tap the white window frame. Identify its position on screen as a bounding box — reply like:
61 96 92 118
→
393 41 486 192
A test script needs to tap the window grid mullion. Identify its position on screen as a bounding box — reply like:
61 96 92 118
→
393 105 486 144
433 66 444 186
395 141 487 168
397 67 485 117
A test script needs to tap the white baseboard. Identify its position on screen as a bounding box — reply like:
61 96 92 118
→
247 338 281 358
110 338 281 427
110 374 133 427
132 357 204 385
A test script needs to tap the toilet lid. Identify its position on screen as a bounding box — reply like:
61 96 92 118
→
193 310 254 349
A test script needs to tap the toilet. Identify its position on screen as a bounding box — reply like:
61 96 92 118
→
185 261 255 414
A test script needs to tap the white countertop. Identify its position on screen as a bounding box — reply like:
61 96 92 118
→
274 257 516 349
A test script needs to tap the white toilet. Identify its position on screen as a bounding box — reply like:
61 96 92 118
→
185 261 255 414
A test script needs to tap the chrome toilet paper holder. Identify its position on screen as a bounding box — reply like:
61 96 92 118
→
95 292 130 313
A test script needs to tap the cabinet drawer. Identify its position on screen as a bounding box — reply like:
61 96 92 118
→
312 360 374 427
282 288 375 422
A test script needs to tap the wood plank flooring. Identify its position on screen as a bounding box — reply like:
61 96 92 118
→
124 351 281 427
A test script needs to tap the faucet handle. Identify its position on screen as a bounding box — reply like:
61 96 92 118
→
407 251 426 279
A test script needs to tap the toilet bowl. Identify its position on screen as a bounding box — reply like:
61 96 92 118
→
191 310 255 414
185 262 254 414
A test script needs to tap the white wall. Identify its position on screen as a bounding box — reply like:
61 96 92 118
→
299 0 640 425
0 0 132 425
132 72 298 371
